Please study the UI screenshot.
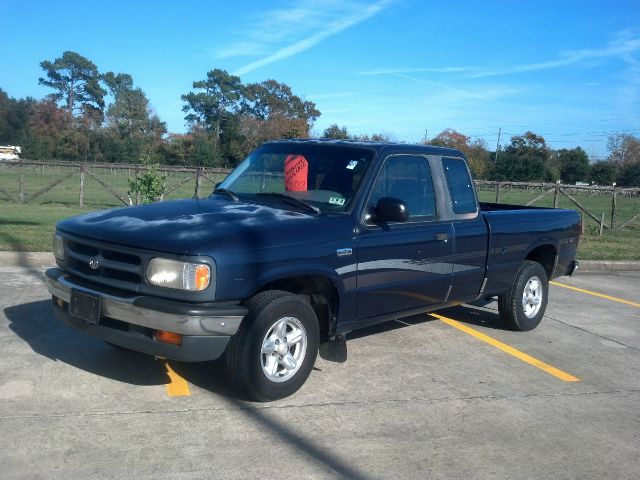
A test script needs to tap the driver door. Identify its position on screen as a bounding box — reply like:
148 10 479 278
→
355 154 454 321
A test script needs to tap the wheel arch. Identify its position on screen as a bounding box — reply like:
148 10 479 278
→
524 243 557 279
252 270 342 340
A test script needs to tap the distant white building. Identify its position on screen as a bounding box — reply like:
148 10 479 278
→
0 145 21 160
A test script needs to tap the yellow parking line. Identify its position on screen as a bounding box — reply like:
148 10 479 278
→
164 361 191 397
550 281 640 308
432 313 580 382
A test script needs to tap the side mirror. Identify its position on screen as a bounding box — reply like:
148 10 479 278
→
375 197 408 222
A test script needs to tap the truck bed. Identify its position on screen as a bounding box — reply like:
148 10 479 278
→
480 202 552 212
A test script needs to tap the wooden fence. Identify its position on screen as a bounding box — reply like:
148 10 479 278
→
1 159 639 231
475 180 640 231
0 159 230 208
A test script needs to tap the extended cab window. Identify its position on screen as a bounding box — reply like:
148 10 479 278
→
369 155 436 220
442 157 477 214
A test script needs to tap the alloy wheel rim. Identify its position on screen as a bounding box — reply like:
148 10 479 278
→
260 317 307 383
522 275 543 319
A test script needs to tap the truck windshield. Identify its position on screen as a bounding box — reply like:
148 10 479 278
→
216 144 374 212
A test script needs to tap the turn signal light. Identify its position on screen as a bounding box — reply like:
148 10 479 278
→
194 264 210 291
155 330 183 346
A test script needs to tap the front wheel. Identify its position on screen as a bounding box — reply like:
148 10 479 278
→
224 290 319 401
498 260 549 331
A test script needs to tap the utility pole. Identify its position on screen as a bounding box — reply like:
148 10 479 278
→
494 127 502 164
423 129 428 144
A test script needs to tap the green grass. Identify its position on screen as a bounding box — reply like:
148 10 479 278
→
0 167 638 259
0 204 95 251
577 227 640 261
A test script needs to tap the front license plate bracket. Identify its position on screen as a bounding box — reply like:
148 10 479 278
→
69 290 101 324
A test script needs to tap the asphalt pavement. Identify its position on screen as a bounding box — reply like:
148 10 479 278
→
0 266 638 479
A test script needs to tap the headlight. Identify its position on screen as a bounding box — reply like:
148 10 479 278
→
52 233 65 260
146 258 211 291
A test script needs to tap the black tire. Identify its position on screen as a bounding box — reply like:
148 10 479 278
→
498 260 549 331
224 290 319 401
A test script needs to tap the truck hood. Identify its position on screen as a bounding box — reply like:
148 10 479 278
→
57 197 351 255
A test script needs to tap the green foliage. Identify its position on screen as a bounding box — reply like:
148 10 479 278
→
181 70 320 165
181 69 243 141
590 161 617 185
39 51 106 119
241 79 320 124
127 156 166 203
617 162 640 187
322 124 350 139
495 132 549 181
0 89 33 145
557 147 590 184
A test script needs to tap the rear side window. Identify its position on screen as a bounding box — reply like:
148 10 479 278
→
442 157 477 214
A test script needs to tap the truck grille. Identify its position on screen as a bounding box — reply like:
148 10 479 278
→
64 236 144 292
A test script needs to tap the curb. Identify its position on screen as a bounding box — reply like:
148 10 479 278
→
578 260 640 272
0 252 55 267
0 251 639 272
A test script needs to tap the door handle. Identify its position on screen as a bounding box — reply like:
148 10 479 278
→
436 232 449 243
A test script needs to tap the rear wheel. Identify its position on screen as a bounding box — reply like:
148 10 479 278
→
224 290 319 401
498 260 549 331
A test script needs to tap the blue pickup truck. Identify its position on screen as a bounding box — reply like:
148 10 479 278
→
46 140 580 401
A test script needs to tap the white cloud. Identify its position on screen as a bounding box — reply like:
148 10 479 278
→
471 36 640 78
359 34 640 80
223 0 394 76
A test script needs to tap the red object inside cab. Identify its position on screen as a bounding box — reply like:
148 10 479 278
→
284 154 308 191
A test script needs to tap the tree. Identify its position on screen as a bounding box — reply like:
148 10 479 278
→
429 128 490 178
0 88 33 145
242 79 319 125
128 155 166 203
102 72 167 163
38 51 106 121
25 99 68 159
495 131 550 181
181 69 243 144
607 133 640 167
590 161 617 185
556 147 590 184
322 124 350 139
617 162 640 187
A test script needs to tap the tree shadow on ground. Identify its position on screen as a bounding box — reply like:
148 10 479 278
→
4 299 168 386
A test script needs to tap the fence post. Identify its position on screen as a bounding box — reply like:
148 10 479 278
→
580 211 585 235
599 212 605 237
134 166 140 205
18 159 25 204
495 182 501 203
553 180 560 208
79 164 85 208
194 168 203 198
610 184 617 229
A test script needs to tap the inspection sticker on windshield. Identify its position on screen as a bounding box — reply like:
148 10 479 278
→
329 197 346 206
346 160 358 170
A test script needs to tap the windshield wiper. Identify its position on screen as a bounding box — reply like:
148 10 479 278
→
213 188 240 202
255 192 320 215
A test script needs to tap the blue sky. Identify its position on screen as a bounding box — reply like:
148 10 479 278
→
1 0 639 158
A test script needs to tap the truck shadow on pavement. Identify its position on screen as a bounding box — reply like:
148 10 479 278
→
347 303 511 340
4 299 170 386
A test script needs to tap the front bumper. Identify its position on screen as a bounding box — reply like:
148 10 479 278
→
45 268 248 362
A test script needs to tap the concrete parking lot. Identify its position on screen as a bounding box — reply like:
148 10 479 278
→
0 266 638 479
